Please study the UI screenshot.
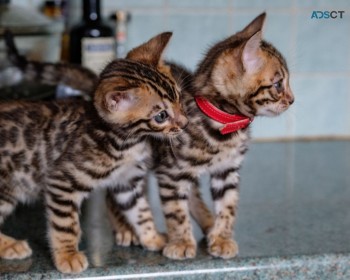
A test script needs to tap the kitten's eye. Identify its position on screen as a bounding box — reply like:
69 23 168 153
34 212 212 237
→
154 110 169 123
273 80 283 93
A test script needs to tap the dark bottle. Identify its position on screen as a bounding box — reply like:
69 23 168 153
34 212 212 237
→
69 0 114 74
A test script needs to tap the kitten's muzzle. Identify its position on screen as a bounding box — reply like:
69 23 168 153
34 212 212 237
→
286 90 294 105
173 111 188 129
178 116 189 129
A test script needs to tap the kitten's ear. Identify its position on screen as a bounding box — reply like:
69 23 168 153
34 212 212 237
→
105 89 139 112
242 31 264 73
241 12 266 37
126 32 172 66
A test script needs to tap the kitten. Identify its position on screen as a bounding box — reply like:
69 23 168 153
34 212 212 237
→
0 32 187 273
109 13 294 260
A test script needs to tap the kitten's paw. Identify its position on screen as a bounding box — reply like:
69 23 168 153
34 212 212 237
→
0 240 32 260
141 233 167 251
54 251 88 274
162 239 196 259
207 236 238 259
115 230 140 247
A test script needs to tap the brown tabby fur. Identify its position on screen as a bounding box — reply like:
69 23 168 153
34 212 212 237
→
108 13 294 260
5 13 294 261
0 32 188 273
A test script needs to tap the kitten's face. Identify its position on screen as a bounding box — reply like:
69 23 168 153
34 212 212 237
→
198 13 294 118
96 72 187 138
241 42 294 117
94 32 188 138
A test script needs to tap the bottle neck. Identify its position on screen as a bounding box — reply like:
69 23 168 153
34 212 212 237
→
83 0 101 23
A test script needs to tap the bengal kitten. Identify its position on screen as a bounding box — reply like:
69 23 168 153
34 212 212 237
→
109 13 294 260
0 32 188 273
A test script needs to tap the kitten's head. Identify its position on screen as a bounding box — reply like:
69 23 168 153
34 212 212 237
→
195 13 294 118
94 32 188 138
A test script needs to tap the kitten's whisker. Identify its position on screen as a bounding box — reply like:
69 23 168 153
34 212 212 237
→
168 138 179 160
121 128 136 149
174 135 184 146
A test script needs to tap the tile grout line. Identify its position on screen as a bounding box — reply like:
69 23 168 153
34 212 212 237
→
347 7 350 134
289 0 298 139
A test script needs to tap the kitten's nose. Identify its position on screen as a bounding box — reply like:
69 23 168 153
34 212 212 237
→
178 116 188 129
288 97 294 105
286 91 294 105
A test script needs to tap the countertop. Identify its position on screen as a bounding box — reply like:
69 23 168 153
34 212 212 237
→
1 140 349 279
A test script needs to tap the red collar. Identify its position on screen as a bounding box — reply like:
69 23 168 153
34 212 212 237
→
195 96 253 135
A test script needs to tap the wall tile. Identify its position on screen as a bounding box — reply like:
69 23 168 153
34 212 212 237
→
233 0 292 8
295 13 350 72
251 114 293 139
125 13 166 54
167 0 231 8
165 13 230 70
296 0 350 8
292 76 350 136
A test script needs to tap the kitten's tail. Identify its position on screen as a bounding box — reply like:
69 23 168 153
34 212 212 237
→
4 30 98 95
4 29 28 70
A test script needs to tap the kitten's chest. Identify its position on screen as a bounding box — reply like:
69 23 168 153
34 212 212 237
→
99 142 151 187
207 132 249 172
209 144 245 171
121 142 151 164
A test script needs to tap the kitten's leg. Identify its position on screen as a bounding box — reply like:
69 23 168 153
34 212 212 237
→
158 171 197 259
111 176 165 251
0 192 32 259
207 169 239 259
45 179 89 274
189 186 214 235
106 189 139 247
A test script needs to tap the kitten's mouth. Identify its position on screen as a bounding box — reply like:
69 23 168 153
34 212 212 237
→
266 105 289 116
150 131 182 140
167 131 184 138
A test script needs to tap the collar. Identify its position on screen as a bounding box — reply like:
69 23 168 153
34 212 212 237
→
194 96 253 135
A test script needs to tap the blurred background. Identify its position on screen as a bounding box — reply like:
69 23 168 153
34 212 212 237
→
1 0 350 140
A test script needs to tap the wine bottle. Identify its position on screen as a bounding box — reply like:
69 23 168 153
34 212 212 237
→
69 0 114 74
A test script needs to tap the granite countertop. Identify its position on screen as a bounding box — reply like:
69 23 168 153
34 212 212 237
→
1 140 349 279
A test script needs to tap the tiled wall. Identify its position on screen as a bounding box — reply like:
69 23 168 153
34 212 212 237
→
12 0 350 140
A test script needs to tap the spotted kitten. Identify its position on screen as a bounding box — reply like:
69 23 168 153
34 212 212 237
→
0 32 187 273
109 13 294 259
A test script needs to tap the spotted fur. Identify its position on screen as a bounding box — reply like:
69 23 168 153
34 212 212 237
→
0 32 188 273
109 13 294 259
151 13 294 259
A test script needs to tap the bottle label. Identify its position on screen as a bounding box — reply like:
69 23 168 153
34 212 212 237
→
82 37 115 73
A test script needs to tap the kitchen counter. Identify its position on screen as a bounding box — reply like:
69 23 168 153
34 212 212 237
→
1 140 349 279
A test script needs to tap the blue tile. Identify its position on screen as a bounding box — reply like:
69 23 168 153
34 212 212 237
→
167 0 230 8
292 76 350 136
123 13 166 55
233 0 292 8
251 114 293 140
295 14 350 72
297 0 350 7
165 13 230 70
